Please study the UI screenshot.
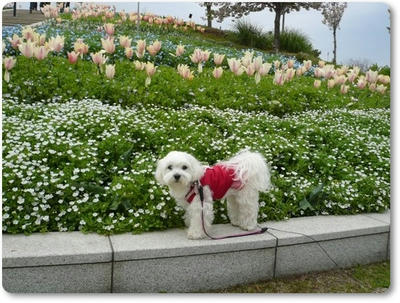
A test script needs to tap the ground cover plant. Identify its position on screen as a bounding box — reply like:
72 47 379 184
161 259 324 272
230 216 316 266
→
2 98 390 234
2 4 390 235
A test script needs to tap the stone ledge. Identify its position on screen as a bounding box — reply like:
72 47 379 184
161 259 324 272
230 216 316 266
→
2 231 112 268
2 211 390 293
263 212 389 246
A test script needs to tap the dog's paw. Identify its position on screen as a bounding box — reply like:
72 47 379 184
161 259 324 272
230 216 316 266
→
230 221 240 227
187 230 205 240
240 224 257 231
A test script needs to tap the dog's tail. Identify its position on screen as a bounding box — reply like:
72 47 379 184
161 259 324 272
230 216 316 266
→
222 150 271 192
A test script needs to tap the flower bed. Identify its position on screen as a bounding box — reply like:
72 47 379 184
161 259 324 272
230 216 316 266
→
2 97 389 234
1 5 390 235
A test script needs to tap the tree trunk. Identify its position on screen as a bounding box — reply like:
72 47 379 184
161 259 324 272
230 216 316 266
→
274 6 282 53
333 26 337 64
206 3 212 28
281 12 285 33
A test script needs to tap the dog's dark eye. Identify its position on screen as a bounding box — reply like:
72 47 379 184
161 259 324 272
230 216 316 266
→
182 165 188 170
167 165 172 170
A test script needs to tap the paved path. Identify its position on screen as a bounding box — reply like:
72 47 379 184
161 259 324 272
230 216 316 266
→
2 9 46 26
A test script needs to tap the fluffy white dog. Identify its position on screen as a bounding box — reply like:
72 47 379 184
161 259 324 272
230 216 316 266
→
155 150 271 239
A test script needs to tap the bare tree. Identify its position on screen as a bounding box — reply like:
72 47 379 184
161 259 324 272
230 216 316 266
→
321 2 347 64
199 2 214 28
212 2 321 52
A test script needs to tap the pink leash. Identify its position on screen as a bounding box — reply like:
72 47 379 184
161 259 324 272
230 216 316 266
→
196 182 268 240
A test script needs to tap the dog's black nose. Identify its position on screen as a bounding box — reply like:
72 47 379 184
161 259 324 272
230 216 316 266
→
174 174 181 181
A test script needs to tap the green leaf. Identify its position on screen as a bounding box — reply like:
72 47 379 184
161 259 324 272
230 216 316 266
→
299 198 314 211
309 183 324 202
121 198 132 210
109 199 121 211
79 182 106 194
121 145 135 163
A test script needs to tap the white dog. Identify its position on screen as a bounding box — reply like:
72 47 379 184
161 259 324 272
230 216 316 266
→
155 150 271 239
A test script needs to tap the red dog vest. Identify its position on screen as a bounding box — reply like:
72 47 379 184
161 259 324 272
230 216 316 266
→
185 165 242 203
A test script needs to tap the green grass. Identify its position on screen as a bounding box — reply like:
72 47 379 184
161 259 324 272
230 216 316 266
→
214 261 390 293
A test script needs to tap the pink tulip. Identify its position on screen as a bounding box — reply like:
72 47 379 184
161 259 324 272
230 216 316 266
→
101 38 115 54
252 56 263 72
145 62 157 77
340 84 349 94
3 56 16 83
303 60 312 70
314 80 321 88
327 79 335 89
212 67 223 79
201 50 210 62
91 51 107 66
33 46 49 60
177 64 194 80
36 34 46 46
213 53 225 65
119 35 132 48
175 44 185 57
273 60 281 70
144 62 157 86
258 63 271 76
241 52 253 68
8 34 21 49
134 60 145 71
376 84 387 94
273 70 285 86
18 42 34 58
347 71 357 83
296 67 304 77
227 58 243 76
190 49 209 73
245 62 256 76
22 26 35 41
146 45 157 57
67 51 79 64
190 49 203 64
129 13 138 22
3 56 16 71
125 47 134 59
318 60 325 67
105 64 115 79
147 40 162 56
369 83 376 92
47 35 64 52
74 39 89 56
357 77 367 89
135 40 146 58
104 23 115 36
323 65 336 79
287 59 295 68
365 70 378 83
334 75 347 85
152 40 162 53
285 68 295 81
352 66 360 76
377 75 390 85
336 65 349 76
314 68 323 78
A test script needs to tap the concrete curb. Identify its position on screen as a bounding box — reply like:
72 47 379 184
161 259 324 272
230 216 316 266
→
2 211 390 293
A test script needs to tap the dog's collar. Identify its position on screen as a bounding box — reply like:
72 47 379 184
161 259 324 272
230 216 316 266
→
185 181 204 203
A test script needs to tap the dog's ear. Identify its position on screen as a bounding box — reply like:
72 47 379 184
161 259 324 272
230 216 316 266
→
155 158 166 185
186 154 204 182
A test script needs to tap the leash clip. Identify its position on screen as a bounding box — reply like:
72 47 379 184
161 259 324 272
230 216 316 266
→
194 180 204 203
